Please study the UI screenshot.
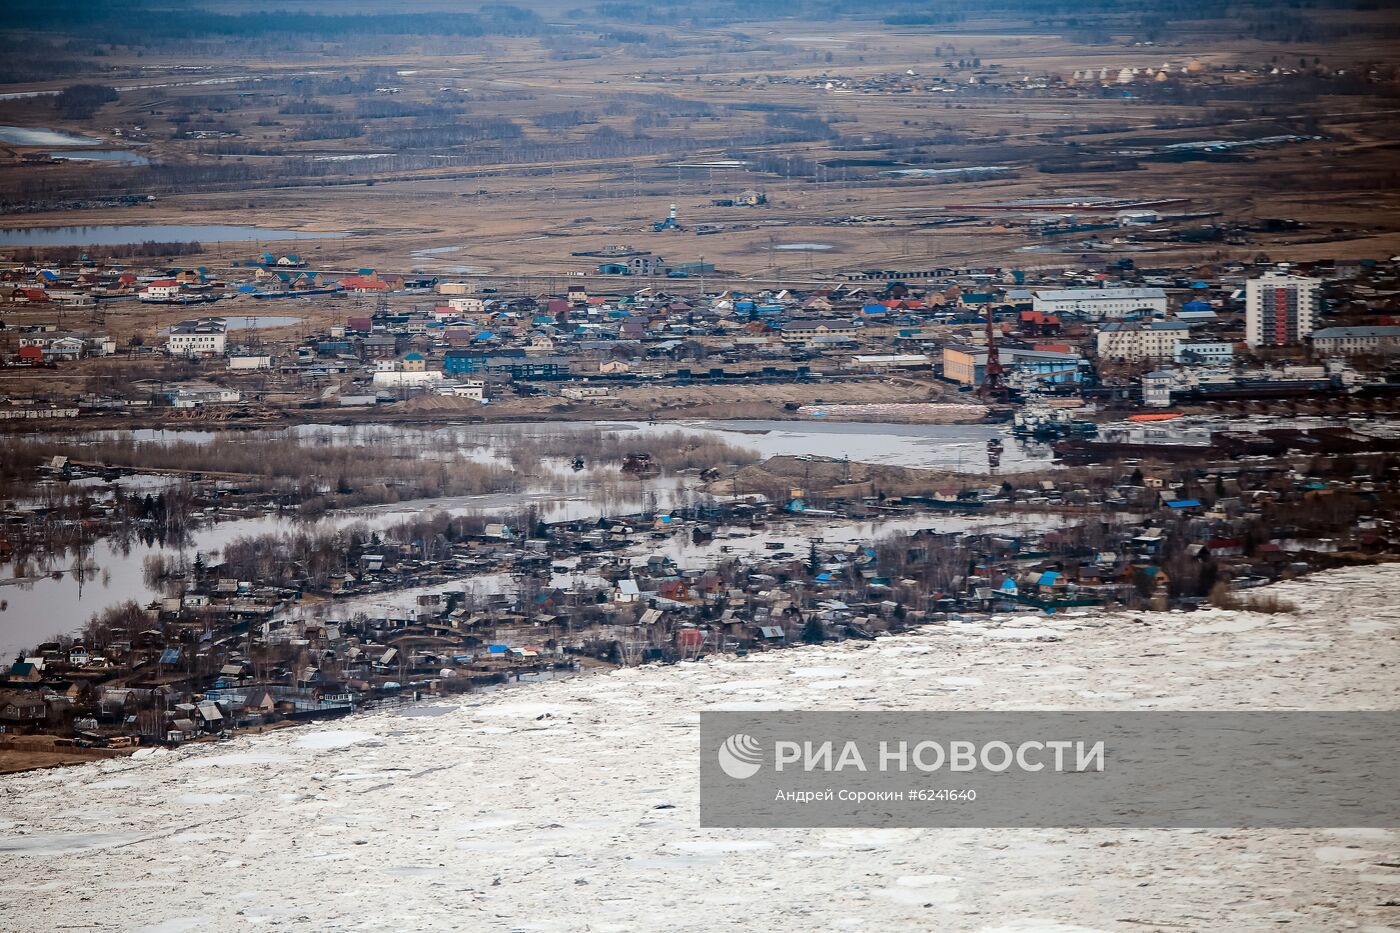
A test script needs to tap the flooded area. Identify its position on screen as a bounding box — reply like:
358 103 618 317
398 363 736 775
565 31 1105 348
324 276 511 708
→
0 225 346 247
275 509 1065 626
43 150 151 165
1 418 1052 656
409 245 491 274
0 125 102 146
52 418 1053 472
0 483 640 659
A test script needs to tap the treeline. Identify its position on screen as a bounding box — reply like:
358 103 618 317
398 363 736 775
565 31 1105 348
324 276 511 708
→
366 118 525 149
2 241 202 263
0 43 105 85
54 83 117 119
6 1 547 44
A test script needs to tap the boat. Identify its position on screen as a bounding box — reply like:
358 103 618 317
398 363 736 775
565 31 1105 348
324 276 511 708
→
1012 405 1098 440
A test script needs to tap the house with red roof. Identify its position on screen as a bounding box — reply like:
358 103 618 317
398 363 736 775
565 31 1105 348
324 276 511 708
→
339 276 390 293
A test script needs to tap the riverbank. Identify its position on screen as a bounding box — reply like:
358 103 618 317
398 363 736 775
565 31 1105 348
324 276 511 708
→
2 563 1396 930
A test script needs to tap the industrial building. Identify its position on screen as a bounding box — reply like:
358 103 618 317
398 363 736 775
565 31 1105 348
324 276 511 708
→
943 345 1084 387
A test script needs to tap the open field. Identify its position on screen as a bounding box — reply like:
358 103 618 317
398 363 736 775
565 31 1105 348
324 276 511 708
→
4 3 1400 278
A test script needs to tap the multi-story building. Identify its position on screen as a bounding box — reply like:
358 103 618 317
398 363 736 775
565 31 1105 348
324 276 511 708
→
1174 340 1235 365
1032 287 1168 320
166 317 227 357
779 319 863 345
1245 272 1320 347
1096 321 1190 362
1310 325 1400 357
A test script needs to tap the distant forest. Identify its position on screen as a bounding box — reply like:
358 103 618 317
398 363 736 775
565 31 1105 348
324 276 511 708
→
3 1 547 43
4 0 1390 44
2 0 1388 49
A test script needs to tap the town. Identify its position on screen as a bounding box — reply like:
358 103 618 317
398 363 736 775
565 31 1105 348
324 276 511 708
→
2 244 1399 768
5 0 1400 929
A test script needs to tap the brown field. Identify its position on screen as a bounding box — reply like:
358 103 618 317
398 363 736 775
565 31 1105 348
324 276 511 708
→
3 5 1400 285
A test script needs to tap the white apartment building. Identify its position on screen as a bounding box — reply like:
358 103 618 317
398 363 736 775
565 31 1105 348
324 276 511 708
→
1310 325 1400 357
1096 321 1190 362
1245 272 1320 347
166 317 227 356
1033 287 1168 320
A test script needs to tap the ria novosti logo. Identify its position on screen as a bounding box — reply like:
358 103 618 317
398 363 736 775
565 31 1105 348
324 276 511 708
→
717 733 764 779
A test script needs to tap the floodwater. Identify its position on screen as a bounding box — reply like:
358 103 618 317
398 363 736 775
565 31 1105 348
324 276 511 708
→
56 419 1050 472
44 150 151 165
0 514 292 659
0 225 344 247
0 125 101 146
409 245 490 274
273 511 1067 627
2 419 1051 655
0 479 685 658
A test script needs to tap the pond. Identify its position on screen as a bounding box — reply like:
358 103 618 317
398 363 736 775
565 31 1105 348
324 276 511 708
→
0 225 346 247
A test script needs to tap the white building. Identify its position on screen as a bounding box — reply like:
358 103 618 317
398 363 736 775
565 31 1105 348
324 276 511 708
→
1142 371 1176 408
440 380 487 400
168 384 241 408
1310 325 1400 357
166 317 227 357
1096 321 1190 362
372 370 443 388
1116 210 1159 226
140 279 181 300
445 297 486 314
1245 272 1320 347
1174 340 1235 365
1033 287 1168 321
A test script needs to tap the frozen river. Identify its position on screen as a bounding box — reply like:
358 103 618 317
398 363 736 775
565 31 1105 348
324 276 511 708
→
1 565 1396 929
